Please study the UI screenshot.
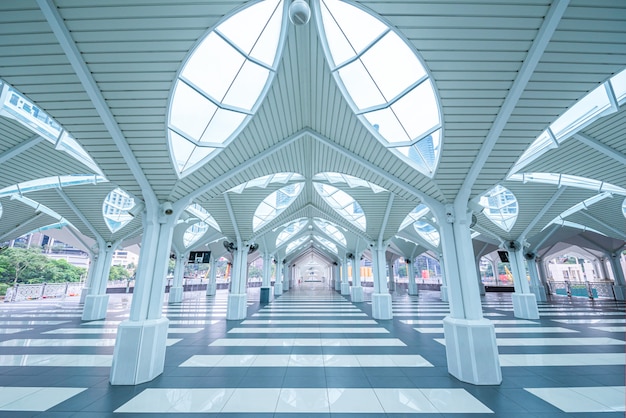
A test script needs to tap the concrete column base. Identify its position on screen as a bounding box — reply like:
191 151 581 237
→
351 286 364 302
79 287 90 304
341 283 350 295
478 282 486 296
443 316 502 385
110 317 169 385
260 287 272 304
613 284 626 301
408 283 418 296
168 286 183 304
388 281 396 291
512 293 540 319
81 294 109 321
530 285 547 302
283 280 290 291
371 293 393 320
227 293 248 320
206 283 216 296
335 280 341 292
440 285 449 302
274 283 283 296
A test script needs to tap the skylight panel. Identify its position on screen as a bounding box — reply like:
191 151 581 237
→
185 203 220 232
556 220 605 236
168 0 286 177
313 172 386 193
479 185 518 232
413 221 440 247
509 173 626 196
314 235 338 254
0 175 106 198
230 173 304 193
546 192 612 228
286 235 308 254
610 68 626 104
509 130 557 174
276 218 308 247
549 86 612 141
253 183 303 231
316 0 441 178
12 195 69 225
183 221 209 248
314 218 346 246
313 183 366 231
103 188 135 233
622 198 626 219
0 202 2 219
399 204 430 231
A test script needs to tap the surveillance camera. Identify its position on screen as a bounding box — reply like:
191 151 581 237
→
289 0 310 25
106 242 113 249
161 201 174 216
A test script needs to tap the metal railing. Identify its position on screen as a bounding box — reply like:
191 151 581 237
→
547 280 616 300
4 283 83 302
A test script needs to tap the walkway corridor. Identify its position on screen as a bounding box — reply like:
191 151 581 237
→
0 286 624 416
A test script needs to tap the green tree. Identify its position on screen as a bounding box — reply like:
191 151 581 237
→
0 248 48 286
45 259 85 283
109 265 131 281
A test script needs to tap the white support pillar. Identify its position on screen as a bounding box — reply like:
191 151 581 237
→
371 243 392 319
527 256 547 302
79 253 96 304
537 257 550 292
82 244 114 321
227 246 248 320
341 257 350 295
599 257 611 280
168 252 185 304
274 258 283 296
334 262 341 291
206 256 217 296
475 257 486 296
110 207 176 385
509 249 539 319
387 258 396 291
609 252 626 300
438 204 501 385
439 254 449 302
283 262 290 291
351 253 364 302
407 258 418 296
260 252 272 303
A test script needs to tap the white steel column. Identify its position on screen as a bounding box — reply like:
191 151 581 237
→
334 262 341 291
439 254 449 302
341 257 350 295
437 204 501 385
527 256 547 302
371 243 392 319
283 262 290 291
509 249 539 319
351 253 364 302
227 245 248 320
260 252 272 303
168 252 185 304
274 258 283 296
407 258 418 296
609 252 626 300
110 206 176 385
82 244 114 321
206 256 217 296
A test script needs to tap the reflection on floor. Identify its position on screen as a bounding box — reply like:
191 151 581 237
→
0 283 624 416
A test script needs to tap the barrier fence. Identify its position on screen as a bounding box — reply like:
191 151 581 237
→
547 280 616 300
4 283 83 302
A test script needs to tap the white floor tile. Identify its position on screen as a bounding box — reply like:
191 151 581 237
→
275 388 329 413
115 388 234 413
373 388 439 413
420 388 493 413
0 387 86 411
228 327 388 333
221 388 281 412
241 319 378 324
328 388 384 413
499 353 626 367
525 386 625 412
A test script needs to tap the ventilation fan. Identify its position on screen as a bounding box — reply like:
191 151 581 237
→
346 253 354 259
524 252 535 260
222 240 236 253
248 243 259 254
507 240 521 251
470 213 477 228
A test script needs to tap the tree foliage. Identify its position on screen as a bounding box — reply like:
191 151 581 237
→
0 247 85 285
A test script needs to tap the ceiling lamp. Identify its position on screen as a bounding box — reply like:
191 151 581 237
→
289 0 310 25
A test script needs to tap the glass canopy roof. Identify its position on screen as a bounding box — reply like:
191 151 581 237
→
253 183 303 231
399 204 431 231
11 195 71 227
168 0 286 176
0 202 2 219
185 203 220 232
314 235 338 254
510 67 626 174
229 173 304 193
622 198 626 220
544 192 613 231
313 172 386 193
183 222 209 248
286 235 308 255
509 173 626 196
479 185 518 232
0 175 107 199
313 183 366 231
315 0 442 177
276 218 308 248
413 220 440 248
103 188 135 233
0 80 103 176
314 218 346 247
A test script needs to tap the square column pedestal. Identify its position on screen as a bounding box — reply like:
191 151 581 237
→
79 287 90 304
260 286 272 304
440 285 449 302
530 285 547 302
614 285 626 301
334 279 341 292
168 286 183 304
443 317 502 385
351 286 364 302
340 283 350 296
408 283 418 296
110 317 169 385
274 284 283 296
512 293 539 319
81 294 109 321
371 293 393 320
227 293 247 320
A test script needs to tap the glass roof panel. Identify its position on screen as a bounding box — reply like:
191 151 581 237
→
413 220 440 247
185 203 220 232
169 1 285 176
103 188 135 233
391 81 439 140
319 0 387 66
253 183 303 231
313 172 386 193
360 31 426 100
622 198 626 220
554 220 606 236
229 173 304 193
0 202 2 219
479 185 518 232
399 204 430 231
0 175 106 198
314 235 338 253
276 218 308 247
56 132 103 175
313 183 366 231
183 221 209 248
509 173 626 196
170 81 216 139
314 218 346 246
549 85 611 142
338 60 386 109
286 235 309 255
610 68 626 104
510 130 556 174
12 195 70 225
